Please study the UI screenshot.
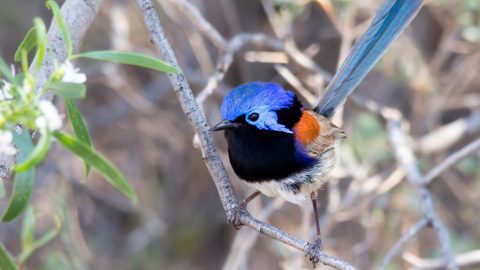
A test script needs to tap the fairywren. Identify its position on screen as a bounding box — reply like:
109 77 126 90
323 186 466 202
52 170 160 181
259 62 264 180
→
213 0 422 264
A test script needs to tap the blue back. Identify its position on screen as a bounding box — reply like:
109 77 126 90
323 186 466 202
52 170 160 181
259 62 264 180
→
315 0 423 117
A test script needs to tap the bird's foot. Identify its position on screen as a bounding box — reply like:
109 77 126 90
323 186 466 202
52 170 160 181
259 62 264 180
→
305 237 322 268
227 202 248 230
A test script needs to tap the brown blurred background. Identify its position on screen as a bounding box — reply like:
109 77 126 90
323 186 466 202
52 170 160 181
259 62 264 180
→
1 0 480 269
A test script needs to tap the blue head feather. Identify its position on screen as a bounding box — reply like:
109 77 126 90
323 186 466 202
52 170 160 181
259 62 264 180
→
221 82 296 133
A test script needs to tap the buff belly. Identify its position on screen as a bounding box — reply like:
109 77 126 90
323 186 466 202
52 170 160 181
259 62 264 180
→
247 180 327 205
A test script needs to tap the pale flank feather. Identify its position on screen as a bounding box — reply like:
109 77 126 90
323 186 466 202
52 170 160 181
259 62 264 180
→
248 112 345 205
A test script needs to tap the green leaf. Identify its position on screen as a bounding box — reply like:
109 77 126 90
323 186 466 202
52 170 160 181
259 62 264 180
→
66 99 92 178
48 82 86 99
0 181 5 200
14 131 51 173
0 57 14 82
39 252 71 270
0 244 18 270
31 220 60 250
13 74 25 87
2 129 36 222
21 207 35 253
46 1 72 57
33 18 47 69
14 27 37 63
54 131 137 202
18 211 61 264
73 51 178 74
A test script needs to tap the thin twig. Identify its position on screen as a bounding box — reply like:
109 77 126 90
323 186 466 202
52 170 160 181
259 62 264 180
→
273 64 317 106
136 0 238 215
404 250 480 270
350 93 470 269
352 94 460 270
170 0 332 106
159 0 215 75
417 110 480 155
387 116 424 184
378 218 429 270
135 1 356 269
423 137 480 184
240 215 357 270
223 198 285 270
196 33 282 107
284 39 333 81
386 113 458 270
165 0 227 50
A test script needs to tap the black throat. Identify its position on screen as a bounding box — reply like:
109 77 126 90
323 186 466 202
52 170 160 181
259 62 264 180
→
225 96 313 183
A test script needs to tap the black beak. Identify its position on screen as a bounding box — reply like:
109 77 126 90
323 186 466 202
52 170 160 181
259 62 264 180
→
212 120 242 131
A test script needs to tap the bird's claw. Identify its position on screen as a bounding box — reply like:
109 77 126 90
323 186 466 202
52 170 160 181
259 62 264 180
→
305 237 322 268
227 202 248 230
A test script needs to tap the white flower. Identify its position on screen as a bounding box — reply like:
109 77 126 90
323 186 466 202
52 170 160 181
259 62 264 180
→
35 100 62 131
0 80 13 101
0 130 16 156
35 116 48 130
61 61 86 84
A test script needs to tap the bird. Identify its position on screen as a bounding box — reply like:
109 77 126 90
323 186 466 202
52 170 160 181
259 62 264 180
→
212 0 423 264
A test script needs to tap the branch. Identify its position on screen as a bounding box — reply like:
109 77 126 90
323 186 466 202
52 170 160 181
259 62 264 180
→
404 250 480 270
0 0 104 183
386 113 458 270
196 33 282 107
223 198 284 270
416 110 480 155
351 92 475 270
165 0 227 50
135 0 356 269
423 137 480 185
166 0 331 107
194 31 331 110
136 0 238 214
33 0 104 92
378 218 429 270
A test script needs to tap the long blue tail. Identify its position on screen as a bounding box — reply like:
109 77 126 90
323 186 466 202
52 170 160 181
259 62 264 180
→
315 0 423 117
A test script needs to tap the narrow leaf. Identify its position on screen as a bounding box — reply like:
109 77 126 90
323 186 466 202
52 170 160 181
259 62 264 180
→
21 207 35 253
2 129 35 222
46 1 72 57
48 82 86 99
14 131 51 173
0 57 14 82
18 212 61 264
73 51 178 74
33 18 47 69
32 214 61 249
0 244 18 270
0 181 5 200
13 74 25 88
14 27 37 62
54 131 137 202
66 99 92 177
39 252 71 270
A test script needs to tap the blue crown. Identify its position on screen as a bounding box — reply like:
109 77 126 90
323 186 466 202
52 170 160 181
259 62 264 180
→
221 82 296 133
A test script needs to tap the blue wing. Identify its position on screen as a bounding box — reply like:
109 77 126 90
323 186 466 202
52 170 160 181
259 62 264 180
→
315 0 423 117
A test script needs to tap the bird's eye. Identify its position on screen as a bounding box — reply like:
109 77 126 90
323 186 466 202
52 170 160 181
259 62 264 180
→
247 113 259 122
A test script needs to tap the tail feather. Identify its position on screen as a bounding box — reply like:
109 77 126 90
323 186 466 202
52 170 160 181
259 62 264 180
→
315 0 423 117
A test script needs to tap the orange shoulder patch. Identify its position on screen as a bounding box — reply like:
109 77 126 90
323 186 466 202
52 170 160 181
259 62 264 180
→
294 111 321 145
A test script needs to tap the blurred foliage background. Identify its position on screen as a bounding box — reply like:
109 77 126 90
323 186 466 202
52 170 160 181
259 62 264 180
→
1 0 480 269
